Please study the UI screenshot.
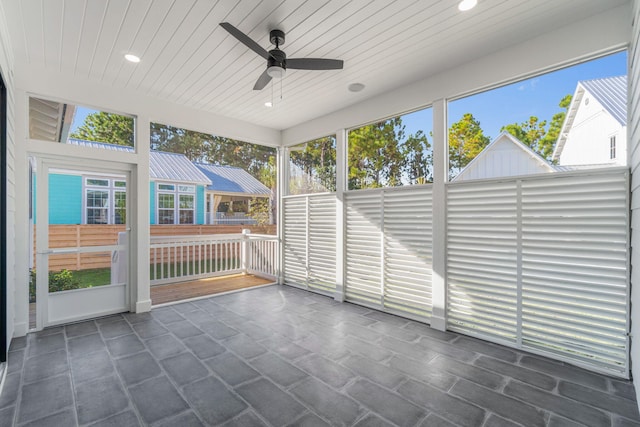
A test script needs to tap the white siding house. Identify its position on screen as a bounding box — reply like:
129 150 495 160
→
553 76 627 166
453 132 556 181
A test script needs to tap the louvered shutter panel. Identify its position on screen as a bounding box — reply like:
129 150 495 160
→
345 191 383 305
283 197 307 287
447 181 519 344
308 195 337 293
520 171 629 374
283 194 337 295
383 187 433 319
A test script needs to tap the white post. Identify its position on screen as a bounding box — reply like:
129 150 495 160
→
334 129 347 302
133 115 151 313
431 98 448 331
241 228 250 275
277 147 287 285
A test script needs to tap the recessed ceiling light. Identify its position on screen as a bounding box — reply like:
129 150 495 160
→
458 0 477 11
348 83 365 93
265 101 273 108
124 54 140 63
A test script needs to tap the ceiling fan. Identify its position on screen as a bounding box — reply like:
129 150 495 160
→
219 22 344 90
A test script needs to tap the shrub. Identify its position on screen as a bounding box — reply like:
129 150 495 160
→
29 269 81 302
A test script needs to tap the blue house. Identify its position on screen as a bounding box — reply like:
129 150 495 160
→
44 139 272 226
47 139 211 225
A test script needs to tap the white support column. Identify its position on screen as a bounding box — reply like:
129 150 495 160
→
334 129 347 302
277 146 287 285
133 116 151 313
431 99 448 331
13 89 29 336
241 229 250 274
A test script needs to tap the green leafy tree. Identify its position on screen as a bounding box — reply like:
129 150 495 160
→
70 112 134 146
500 94 572 161
348 117 431 190
448 113 490 178
289 136 337 193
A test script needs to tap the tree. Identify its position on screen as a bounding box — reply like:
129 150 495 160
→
348 117 431 190
289 136 336 193
70 112 134 146
500 94 572 161
448 113 490 178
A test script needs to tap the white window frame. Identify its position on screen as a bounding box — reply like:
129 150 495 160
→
156 182 197 225
610 135 617 160
83 176 127 225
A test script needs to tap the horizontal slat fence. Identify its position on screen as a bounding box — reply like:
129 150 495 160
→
282 194 337 294
446 169 630 376
344 186 433 320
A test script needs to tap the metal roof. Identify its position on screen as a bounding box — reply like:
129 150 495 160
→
67 139 211 184
195 163 271 196
580 75 627 126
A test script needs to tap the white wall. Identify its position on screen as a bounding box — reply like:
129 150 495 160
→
0 1 15 352
628 0 640 401
454 135 554 182
560 94 627 166
282 4 630 145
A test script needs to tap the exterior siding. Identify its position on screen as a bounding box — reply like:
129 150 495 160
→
0 0 15 353
197 185 205 225
49 174 82 224
629 0 640 395
150 181 156 225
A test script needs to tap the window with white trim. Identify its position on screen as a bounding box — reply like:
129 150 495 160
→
156 183 196 224
610 135 617 159
84 177 127 224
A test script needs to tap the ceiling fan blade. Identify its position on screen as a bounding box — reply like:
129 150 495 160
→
287 58 344 70
253 69 272 90
220 22 270 60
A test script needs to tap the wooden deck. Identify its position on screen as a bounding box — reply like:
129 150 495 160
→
151 273 275 305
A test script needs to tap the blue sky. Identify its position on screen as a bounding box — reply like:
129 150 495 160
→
400 50 627 145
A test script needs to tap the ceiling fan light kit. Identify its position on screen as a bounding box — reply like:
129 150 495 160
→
220 23 343 91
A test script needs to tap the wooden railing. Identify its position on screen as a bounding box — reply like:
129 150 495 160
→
149 231 278 285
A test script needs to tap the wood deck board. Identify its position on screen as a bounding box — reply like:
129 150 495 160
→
151 274 273 305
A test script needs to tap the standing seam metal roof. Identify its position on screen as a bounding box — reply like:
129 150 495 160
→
579 75 627 126
66 138 211 184
195 163 271 195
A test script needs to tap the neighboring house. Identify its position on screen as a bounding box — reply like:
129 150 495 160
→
47 139 212 225
195 163 272 224
552 75 627 166
43 139 272 225
453 132 556 182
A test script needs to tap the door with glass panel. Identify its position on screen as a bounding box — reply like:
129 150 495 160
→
35 158 130 328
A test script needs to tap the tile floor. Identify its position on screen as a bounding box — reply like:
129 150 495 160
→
1 284 639 426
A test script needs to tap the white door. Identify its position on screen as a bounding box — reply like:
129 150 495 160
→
34 157 130 328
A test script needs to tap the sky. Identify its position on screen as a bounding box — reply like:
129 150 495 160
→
399 50 627 145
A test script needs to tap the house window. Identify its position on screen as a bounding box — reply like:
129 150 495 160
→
610 136 616 159
84 177 127 224
156 183 196 224
179 194 195 224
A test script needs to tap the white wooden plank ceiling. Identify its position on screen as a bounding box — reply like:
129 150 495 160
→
1 0 628 131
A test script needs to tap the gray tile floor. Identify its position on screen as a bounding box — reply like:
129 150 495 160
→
1 284 639 427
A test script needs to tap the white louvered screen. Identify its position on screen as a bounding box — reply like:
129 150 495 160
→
283 197 307 287
447 180 519 344
308 195 337 292
345 191 382 305
520 171 629 374
282 194 336 295
383 187 433 318
446 169 629 376
345 186 433 320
